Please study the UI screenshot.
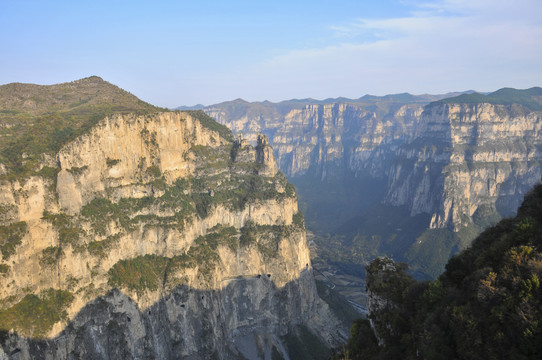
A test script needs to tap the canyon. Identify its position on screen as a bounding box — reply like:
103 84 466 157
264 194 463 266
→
2 77 541 359
199 88 542 277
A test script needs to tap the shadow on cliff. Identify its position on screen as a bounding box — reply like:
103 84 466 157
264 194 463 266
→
0 269 343 360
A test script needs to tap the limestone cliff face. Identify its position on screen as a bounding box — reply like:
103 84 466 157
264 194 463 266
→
206 99 542 233
208 102 422 180
56 112 225 214
231 132 277 177
387 103 542 231
0 111 344 359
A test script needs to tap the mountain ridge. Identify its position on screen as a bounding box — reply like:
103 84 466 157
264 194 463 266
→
0 76 165 181
432 86 542 110
175 90 478 110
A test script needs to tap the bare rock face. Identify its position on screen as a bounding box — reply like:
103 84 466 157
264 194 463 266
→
230 132 255 164
204 95 542 276
56 112 224 215
0 111 345 359
387 103 542 232
206 99 542 232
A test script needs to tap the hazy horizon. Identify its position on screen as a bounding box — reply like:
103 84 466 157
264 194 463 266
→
1 0 541 107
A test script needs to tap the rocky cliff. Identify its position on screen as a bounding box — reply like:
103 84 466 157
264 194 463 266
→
207 101 422 180
395 102 542 231
0 108 345 359
199 88 542 277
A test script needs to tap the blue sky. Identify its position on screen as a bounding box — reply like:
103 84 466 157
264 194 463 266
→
1 0 541 107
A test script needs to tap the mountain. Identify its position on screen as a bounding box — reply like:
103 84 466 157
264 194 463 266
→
0 79 346 359
0 76 165 181
337 183 542 359
192 88 542 278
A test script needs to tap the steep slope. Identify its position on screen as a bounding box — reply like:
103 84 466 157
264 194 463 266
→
338 183 542 360
199 88 542 277
0 80 345 359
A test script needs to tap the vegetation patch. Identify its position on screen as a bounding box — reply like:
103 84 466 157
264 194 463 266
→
292 211 304 228
81 197 131 234
81 186 198 235
42 211 82 248
106 157 120 167
37 165 60 180
87 233 122 259
0 288 74 338
201 224 238 252
150 177 167 191
0 264 9 275
0 221 27 260
240 221 257 247
146 165 161 177
108 254 170 294
169 225 238 277
0 204 15 221
40 246 64 268
66 165 88 176
239 222 296 258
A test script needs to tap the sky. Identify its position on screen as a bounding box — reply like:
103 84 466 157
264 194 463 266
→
1 0 541 107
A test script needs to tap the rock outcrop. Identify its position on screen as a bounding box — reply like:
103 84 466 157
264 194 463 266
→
0 111 345 359
255 133 278 177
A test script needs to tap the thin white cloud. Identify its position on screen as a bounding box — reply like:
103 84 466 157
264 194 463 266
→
220 0 542 102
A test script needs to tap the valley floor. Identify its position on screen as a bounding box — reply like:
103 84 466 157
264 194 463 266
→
308 233 368 317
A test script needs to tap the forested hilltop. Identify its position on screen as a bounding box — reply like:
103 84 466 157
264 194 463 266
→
338 183 542 359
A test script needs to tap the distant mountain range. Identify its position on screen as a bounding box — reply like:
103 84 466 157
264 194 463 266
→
175 90 480 110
